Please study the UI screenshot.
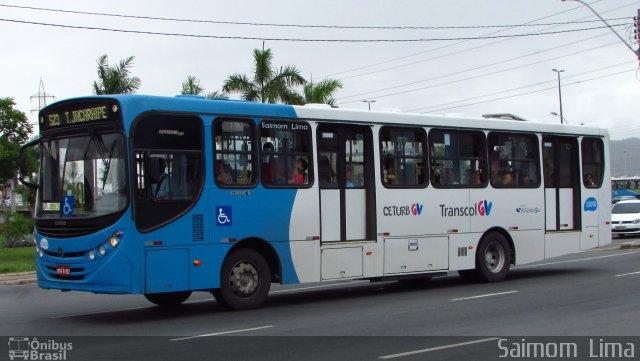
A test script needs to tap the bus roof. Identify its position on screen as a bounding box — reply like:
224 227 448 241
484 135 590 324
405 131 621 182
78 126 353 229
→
44 94 608 138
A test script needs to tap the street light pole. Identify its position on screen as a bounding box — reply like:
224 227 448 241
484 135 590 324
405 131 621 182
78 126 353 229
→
624 150 628 176
552 69 564 124
362 99 376 110
550 112 568 124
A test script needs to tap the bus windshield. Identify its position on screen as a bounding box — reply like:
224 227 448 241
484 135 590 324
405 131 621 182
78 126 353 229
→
37 132 128 219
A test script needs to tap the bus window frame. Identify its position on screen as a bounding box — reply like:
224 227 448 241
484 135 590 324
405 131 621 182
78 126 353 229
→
213 118 258 189
581 137 605 189
130 112 205 233
428 128 488 189
379 126 428 189
488 132 541 189
259 119 314 189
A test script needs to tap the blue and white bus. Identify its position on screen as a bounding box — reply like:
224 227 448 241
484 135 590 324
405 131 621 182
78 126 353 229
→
20 95 611 310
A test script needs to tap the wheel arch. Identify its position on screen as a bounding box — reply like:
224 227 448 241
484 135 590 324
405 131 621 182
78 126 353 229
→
481 227 516 265
226 237 282 283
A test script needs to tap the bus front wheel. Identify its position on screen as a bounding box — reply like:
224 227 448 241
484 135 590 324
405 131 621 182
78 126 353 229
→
144 291 192 307
212 248 271 311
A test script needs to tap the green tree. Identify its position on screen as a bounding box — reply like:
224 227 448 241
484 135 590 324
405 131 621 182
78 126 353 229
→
181 75 205 96
1 212 33 247
0 98 32 187
92 54 141 95
223 48 306 104
181 76 227 99
303 79 343 106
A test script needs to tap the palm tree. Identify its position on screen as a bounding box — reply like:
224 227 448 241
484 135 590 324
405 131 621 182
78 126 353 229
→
92 54 141 95
181 75 204 95
223 48 306 104
181 76 227 99
303 79 343 106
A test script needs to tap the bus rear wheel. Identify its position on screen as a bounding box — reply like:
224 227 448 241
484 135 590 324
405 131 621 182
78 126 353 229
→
476 232 511 282
212 248 271 311
460 232 511 283
144 291 192 307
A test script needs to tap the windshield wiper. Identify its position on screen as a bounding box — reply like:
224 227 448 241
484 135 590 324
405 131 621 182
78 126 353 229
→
89 130 116 190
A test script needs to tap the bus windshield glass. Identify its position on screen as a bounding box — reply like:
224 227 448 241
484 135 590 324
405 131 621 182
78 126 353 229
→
37 132 127 219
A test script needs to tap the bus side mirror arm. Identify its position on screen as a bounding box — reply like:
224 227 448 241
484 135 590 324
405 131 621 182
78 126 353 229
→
18 137 41 190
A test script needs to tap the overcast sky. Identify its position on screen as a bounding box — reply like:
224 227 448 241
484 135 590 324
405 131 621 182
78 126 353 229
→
2 0 639 139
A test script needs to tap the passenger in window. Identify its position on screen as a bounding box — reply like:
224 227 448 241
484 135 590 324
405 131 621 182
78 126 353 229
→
474 170 484 185
499 171 513 186
291 157 308 185
442 169 459 185
216 160 233 185
318 155 335 187
262 142 280 184
585 173 596 187
521 174 533 186
154 158 171 200
385 166 396 185
346 167 355 188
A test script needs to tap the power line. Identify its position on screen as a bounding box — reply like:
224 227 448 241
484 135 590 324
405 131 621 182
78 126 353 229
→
340 42 623 105
338 33 617 102
407 64 635 113
0 3 631 31
413 62 632 113
323 0 638 79
0 18 628 43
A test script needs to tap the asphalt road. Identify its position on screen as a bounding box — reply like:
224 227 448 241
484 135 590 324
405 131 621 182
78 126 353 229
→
1 238 639 361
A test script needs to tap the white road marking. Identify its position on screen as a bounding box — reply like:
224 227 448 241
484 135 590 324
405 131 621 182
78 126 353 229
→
615 270 640 277
515 250 640 269
379 337 499 359
270 280 368 294
450 291 518 302
170 325 274 341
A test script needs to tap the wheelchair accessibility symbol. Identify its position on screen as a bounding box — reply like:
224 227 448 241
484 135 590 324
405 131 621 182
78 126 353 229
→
62 195 74 216
216 206 232 226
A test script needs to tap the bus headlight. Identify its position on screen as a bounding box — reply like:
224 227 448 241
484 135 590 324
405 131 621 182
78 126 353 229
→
88 250 95 261
633 219 640 224
109 237 120 248
98 245 106 256
38 249 44 258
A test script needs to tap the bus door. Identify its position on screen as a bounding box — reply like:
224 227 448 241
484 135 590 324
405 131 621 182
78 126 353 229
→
543 136 581 231
317 124 375 242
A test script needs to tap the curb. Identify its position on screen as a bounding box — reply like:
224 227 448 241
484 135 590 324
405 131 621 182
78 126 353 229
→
0 271 37 286
620 241 640 249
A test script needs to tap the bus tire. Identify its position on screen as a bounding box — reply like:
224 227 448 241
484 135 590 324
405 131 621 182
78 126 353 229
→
213 248 271 311
144 291 192 307
476 232 511 282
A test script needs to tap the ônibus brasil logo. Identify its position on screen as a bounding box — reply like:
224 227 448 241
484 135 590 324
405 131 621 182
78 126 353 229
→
440 200 493 217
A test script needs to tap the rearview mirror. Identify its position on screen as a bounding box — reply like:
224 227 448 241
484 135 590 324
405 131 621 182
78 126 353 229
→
18 137 40 190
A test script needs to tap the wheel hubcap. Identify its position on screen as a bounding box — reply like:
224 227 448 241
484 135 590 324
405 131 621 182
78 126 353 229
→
229 261 260 297
484 241 505 273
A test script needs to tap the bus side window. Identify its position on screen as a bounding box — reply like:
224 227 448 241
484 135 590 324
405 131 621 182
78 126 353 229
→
429 129 486 188
581 137 604 188
260 120 313 188
488 132 540 188
214 119 256 187
379 126 428 188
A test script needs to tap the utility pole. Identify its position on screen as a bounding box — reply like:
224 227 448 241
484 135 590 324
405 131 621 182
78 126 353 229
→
563 1 640 62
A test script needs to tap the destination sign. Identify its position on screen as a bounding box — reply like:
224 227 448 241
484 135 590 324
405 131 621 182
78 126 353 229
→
40 100 121 131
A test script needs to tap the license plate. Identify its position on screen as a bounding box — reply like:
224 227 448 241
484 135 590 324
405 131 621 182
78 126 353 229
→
56 265 71 276
615 226 625 231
